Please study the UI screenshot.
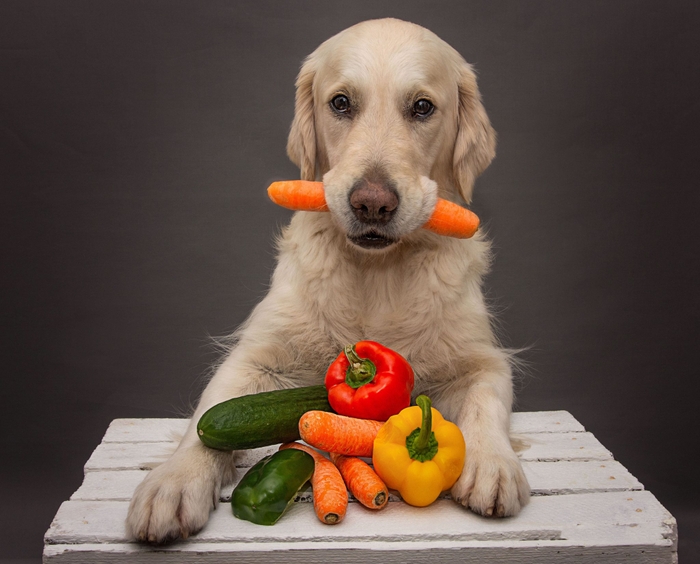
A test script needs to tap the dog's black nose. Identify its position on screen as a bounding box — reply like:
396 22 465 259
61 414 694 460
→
349 177 399 224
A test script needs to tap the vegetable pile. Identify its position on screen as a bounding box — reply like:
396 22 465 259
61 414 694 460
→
197 340 467 526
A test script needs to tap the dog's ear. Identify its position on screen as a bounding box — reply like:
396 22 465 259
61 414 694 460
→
287 56 317 181
452 63 496 203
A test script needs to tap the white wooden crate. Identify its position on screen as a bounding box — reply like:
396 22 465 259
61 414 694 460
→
43 411 678 563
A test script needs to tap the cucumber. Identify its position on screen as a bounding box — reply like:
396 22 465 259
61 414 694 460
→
196 385 333 450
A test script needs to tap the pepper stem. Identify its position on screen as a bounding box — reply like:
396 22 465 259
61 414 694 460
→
344 344 377 389
414 395 433 451
406 395 439 462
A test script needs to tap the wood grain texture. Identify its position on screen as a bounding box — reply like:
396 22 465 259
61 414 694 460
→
83 432 610 473
71 460 643 502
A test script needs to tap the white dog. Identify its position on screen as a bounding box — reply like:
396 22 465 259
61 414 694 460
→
126 17 530 543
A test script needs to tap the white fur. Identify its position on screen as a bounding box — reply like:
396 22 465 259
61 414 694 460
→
126 18 530 543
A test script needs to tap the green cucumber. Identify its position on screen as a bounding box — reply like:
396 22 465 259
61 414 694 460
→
196 385 333 450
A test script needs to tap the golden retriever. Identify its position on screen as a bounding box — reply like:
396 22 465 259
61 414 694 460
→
126 17 530 543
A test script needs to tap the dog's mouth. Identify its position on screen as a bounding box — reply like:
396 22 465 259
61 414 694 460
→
348 230 397 250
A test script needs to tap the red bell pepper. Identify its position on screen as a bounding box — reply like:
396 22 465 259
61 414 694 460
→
324 341 415 421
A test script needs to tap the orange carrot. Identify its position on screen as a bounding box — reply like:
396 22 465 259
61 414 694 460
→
423 198 480 239
267 180 329 212
330 453 388 510
267 180 479 239
280 442 348 525
299 411 384 458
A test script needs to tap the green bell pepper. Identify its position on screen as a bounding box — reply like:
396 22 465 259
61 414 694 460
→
231 448 314 526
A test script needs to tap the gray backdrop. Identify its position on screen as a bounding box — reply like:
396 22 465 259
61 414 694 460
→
2 1 698 561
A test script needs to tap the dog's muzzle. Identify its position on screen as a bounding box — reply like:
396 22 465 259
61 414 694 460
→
347 175 399 249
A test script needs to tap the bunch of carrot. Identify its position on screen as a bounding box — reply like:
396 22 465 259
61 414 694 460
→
280 411 388 525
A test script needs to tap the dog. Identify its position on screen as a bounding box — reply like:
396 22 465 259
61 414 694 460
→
126 17 530 543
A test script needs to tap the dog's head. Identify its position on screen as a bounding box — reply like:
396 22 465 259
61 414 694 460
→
287 18 495 251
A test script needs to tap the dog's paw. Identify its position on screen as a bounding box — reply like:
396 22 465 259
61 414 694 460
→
125 447 227 543
451 447 530 517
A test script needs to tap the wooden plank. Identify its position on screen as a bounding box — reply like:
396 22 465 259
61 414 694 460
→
71 460 643 502
521 432 612 461
102 419 189 444
525 460 642 495
83 442 176 473
84 431 611 473
83 443 279 473
44 491 675 550
101 412 585 444
511 410 585 433
45 499 559 545
43 539 675 564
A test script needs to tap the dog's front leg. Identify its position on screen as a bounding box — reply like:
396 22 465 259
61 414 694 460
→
440 356 531 518
125 344 293 543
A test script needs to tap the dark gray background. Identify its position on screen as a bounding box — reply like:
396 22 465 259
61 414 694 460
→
2 1 698 561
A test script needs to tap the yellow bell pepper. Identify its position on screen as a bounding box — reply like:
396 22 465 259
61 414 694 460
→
372 395 466 507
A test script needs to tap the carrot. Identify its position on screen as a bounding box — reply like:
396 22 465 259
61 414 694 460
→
267 180 329 212
299 411 384 458
423 198 480 239
267 180 479 239
330 453 388 510
280 442 348 525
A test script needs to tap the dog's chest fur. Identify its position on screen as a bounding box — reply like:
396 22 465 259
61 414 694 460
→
270 213 493 387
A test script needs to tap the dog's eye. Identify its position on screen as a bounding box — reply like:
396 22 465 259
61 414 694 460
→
330 95 351 114
413 99 434 118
